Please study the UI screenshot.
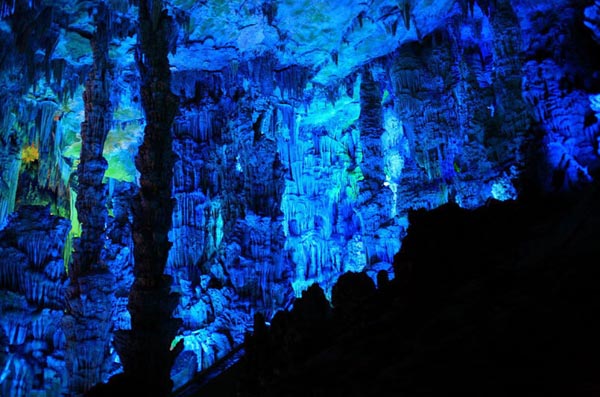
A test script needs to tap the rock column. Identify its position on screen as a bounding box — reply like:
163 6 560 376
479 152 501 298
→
62 1 116 395
113 1 182 395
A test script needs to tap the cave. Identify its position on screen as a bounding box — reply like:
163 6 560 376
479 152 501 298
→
1 0 600 396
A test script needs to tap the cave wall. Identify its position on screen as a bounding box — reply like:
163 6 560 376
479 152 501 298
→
0 206 70 396
1 0 600 395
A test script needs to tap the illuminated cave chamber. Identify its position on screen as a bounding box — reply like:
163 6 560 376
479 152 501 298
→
1 0 600 396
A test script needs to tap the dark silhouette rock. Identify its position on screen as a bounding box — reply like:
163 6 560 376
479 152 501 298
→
231 183 600 397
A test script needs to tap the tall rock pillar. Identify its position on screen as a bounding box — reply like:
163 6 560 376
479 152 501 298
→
113 1 182 395
61 1 116 395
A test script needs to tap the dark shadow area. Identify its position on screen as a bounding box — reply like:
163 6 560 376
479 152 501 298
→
189 180 600 396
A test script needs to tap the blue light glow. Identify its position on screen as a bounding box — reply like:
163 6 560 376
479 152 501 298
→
1 1 600 395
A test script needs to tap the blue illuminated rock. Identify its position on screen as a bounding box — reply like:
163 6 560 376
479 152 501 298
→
0 206 70 397
1 0 600 395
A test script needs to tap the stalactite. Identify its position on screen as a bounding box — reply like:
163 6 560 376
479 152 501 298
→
358 67 384 184
0 0 16 18
16 231 52 270
0 156 21 228
399 0 411 30
13 100 60 198
0 355 33 397
274 65 309 100
37 101 56 152
0 248 27 293
169 197 205 283
247 55 275 95
278 103 296 142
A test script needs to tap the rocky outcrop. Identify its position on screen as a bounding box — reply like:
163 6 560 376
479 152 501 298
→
585 1 600 44
0 206 70 397
519 1 600 192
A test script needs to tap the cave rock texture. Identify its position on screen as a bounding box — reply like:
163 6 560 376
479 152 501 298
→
1 0 600 395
